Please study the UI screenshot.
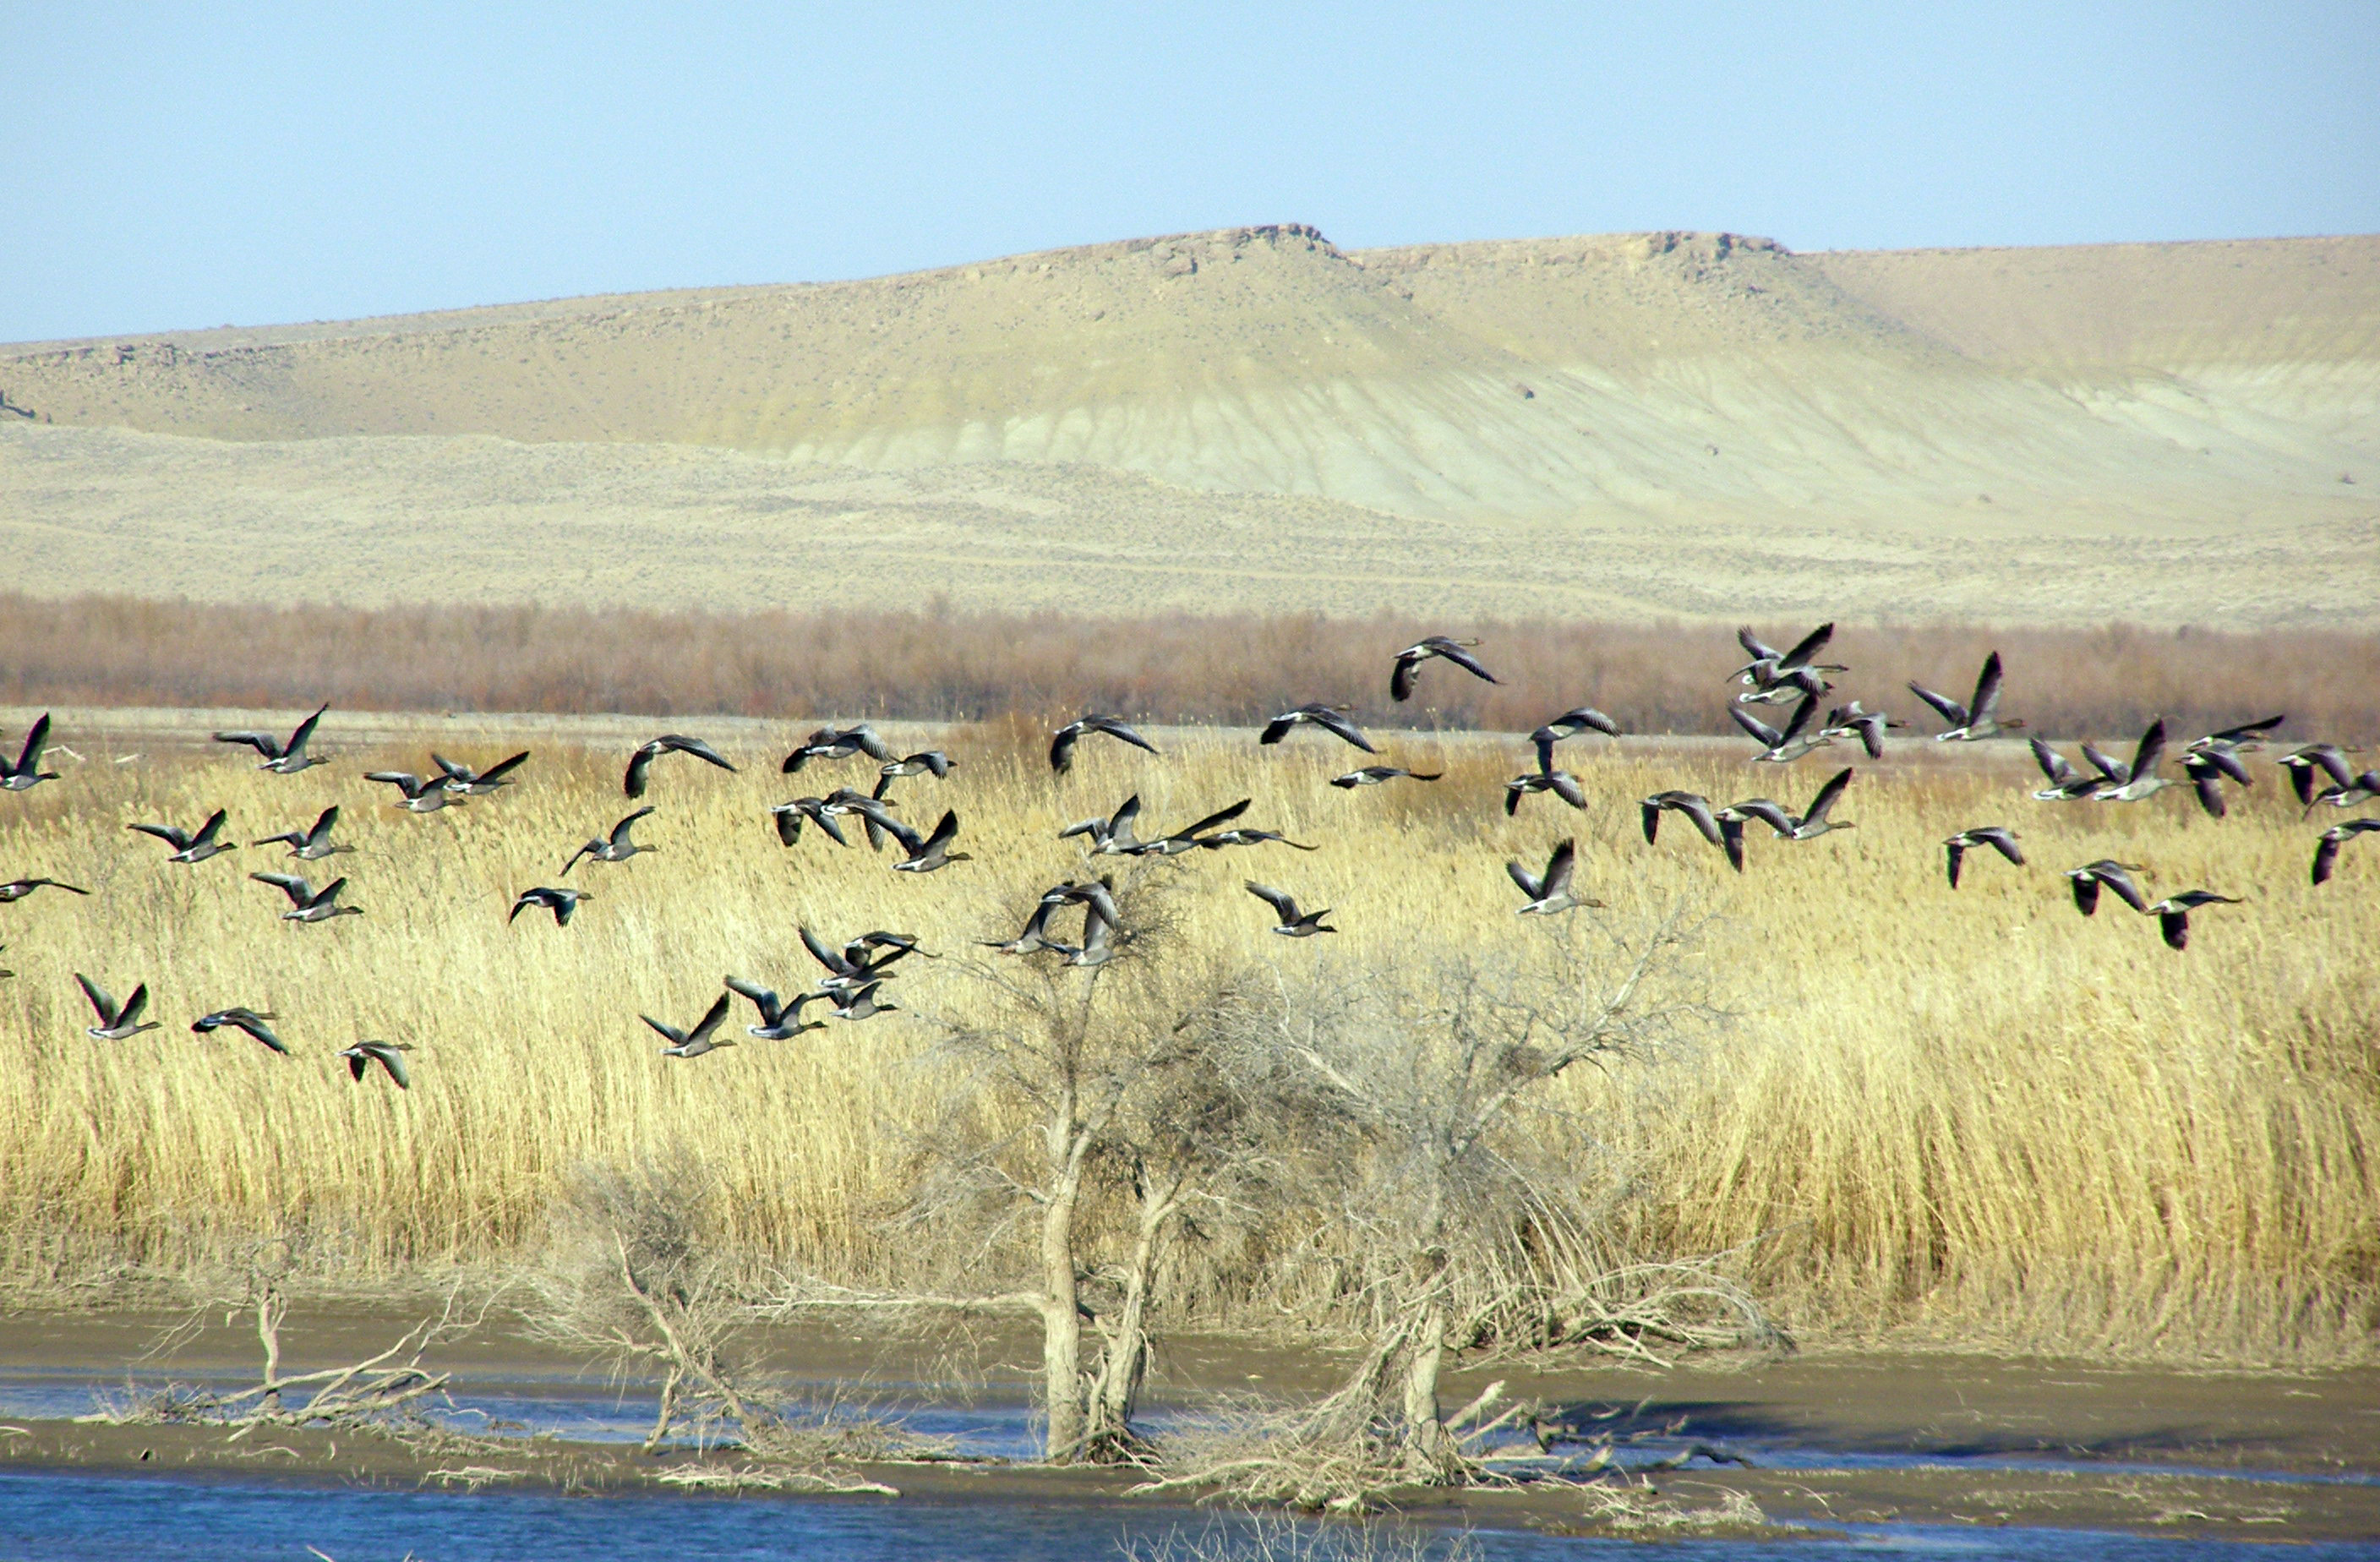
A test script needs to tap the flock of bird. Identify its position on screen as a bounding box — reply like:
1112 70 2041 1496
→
3 625 2375 1076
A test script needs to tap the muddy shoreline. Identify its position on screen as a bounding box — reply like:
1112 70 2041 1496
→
3 1308 2374 1543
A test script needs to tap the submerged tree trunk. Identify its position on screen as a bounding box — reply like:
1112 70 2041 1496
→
1398 1300 1456 1477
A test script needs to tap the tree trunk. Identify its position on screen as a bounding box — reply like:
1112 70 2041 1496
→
1085 1176 1179 1460
1040 1155 1088 1463
1400 1300 1455 1475
256 1286 286 1414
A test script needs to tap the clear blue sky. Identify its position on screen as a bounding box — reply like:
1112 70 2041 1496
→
4 2 2374 342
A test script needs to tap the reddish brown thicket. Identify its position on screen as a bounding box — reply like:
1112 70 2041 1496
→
2 593 2372 740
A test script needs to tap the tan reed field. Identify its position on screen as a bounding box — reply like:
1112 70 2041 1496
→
0 714 2373 1362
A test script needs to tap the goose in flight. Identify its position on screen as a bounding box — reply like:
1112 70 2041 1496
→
983 898 1065 955
645 993 735 1057
826 980 901 1021
884 809 970 873
783 724 894 773
2064 860 2149 918
2311 768 2380 811
724 977 829 1039
1722 767 1856 841
880 750 956 779
1733 623 1845 705
1509 838 1600 915
213 704 330 774
510 886 592 926
1820 702 1905 760
801 925 913 991
252 806 354 861
1040 877 1124 935
363 770 465 813
1246 882 1336 937
1062 904 1129 968
2092 721 2173 804
1730 692 1833 763
341 1039 412 1088
1531 707 1620 771
2180 749 2251 818
563 806 656 874
1050 714 1160 773
434 750 530 795
1505 767 1586 815
1133 797 1252 856
2146 888 2242 951
2313 819 2380 885
1330 765 1444 789
1198 827 1318 851
2028 740 2104 801
128 809 237 864
626 734 737 799
76 974 161 1039
251 872 363 923
2 713 59 792
2186 716 2285 759
1908 652 2022 741
820 780 903 852
1942 827 2024 888
1392 636 1500 702
1060 794 1147 855
771 796 851 849
2279 746 2361 809
1639 790 1739 861
1260 704 1378 753
192 1007 287 1054
0 876 89 902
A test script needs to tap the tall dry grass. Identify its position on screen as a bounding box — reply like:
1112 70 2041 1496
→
0 715 2373 1362
4 593 2377 741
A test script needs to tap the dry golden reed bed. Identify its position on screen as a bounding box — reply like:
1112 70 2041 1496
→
1 717 2374 1362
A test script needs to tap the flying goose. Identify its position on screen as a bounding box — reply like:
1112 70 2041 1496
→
1908 652 2022 741
1259 704 1378 753
2028 740 2104 801
820 780 903 851
1722 767 1855 841
1531 707 1621 772
884 809 970 873
1245 882 1336 937
1040 877 1124 935
801 925 911 991
625 734 737 799
563 806 657 874
128 809 237 863
0 876 89 902
2 713 59 791
1509 838 1601 915
880 750 956 779
191 1008 287 1054
341 1039 412 1088
2064 860 2149 918
1391 636 1500 702
1733 623 1845 704
2311 769 2380 811
2146 889 2242 951
1062 905 1129 967
510 886 592 926
1331 765 1444 789
2279 746 2361 808
251 806 353 860
1730 692 1833 762
1133 797 1253 856
1050 714 1160 773
2186 716 2285 757
645 992 735 1057
1504 767 1586 815
783 724 895 773
2180 751 2249 818
362 770 465 813
1197 827 1318 851
2092 721 2173 803
982 898 1065 955
434 750 530 795
1820 702 1905 760
771 796 851 849
1061 795 1148 854
76 974 161 1039
213 704 329 773
2312 819 2380 885
1639 790 1739 864
825 980 900 1020
1942 827 2024 888
250 872 363 923
724 977 829 1039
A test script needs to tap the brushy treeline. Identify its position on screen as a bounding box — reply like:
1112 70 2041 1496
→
4 593 2375 740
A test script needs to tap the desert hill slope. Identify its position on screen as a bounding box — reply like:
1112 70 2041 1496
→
3 227 2375 625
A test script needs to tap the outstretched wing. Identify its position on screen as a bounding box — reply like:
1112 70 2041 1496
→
1968 653 2006 722
1907 681 1968 727
1541 838 1575 897
1729 707 1782 749
1779 622 1834 671
1310 709 1378 753
1244 882 1299 921
1802 767 1853 825
1505 859 1544 900
212 730 281 757
75 972 117 1024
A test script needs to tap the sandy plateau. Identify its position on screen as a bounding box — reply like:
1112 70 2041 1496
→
3 227 2376 627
